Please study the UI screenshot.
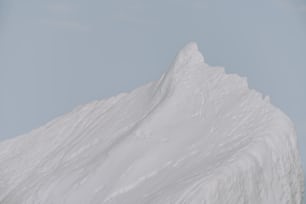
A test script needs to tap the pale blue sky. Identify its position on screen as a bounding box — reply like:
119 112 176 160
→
0 0 305 198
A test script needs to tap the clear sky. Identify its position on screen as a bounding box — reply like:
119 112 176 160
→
0 0 305 198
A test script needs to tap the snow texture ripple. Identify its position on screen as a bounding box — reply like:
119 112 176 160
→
0 42 304 204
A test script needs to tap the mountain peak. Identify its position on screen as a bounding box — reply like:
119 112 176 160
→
172 42 205 69
156 42 207 94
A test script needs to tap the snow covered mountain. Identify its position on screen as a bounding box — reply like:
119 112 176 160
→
0 42 304 204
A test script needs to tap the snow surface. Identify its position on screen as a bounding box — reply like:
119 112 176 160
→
0 42 304 204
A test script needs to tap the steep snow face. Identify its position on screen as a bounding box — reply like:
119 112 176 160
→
0 43 304 204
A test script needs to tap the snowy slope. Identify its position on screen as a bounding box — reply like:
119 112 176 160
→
0 43 304 204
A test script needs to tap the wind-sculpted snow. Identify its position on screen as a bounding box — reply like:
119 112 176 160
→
0 43 304 203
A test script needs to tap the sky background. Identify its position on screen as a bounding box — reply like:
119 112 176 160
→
0 0 305 200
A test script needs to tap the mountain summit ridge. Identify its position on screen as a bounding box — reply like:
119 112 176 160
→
0 43 303 204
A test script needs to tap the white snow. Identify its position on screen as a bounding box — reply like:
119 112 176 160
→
0 42 304 203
